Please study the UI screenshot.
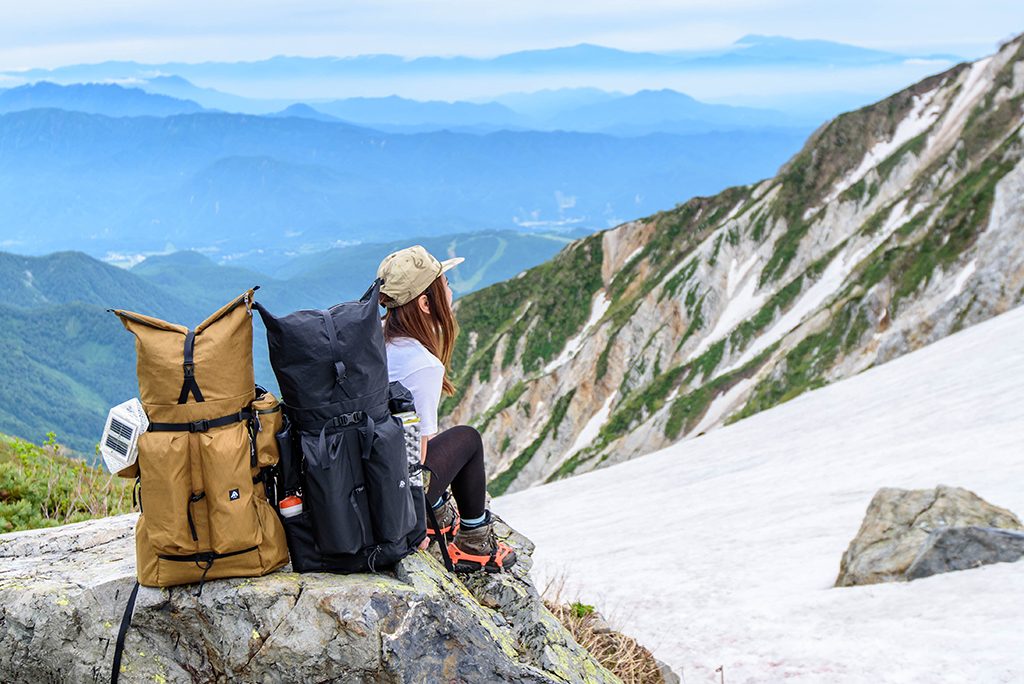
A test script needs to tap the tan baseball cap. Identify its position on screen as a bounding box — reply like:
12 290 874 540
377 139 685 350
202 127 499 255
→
377 245 464 307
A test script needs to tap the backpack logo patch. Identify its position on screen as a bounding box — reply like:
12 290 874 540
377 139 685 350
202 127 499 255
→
229 488 240 501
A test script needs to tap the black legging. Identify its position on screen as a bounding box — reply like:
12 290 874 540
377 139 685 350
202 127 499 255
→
424 425 487 520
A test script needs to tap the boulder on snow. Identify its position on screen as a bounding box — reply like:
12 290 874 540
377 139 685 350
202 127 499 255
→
905 526 1024 581
0 513 620 683
836 485 1022 587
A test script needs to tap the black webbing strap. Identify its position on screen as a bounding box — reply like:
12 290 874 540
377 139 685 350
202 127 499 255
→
424 499 455 572
319 309 350 397
417 463 454 572
158 545 258 564
148 409 252 433
110 580 140 684
177 330 205 404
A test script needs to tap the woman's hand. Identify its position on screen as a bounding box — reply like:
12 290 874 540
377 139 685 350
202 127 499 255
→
418 536 431 551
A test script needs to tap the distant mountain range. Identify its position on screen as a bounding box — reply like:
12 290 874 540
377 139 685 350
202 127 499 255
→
0 82 203 117
0 106 810 257
0 35 963 124
0 80 805 134
5 36 959 85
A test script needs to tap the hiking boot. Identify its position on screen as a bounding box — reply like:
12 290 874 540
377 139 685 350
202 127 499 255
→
448 510 517 573
426 491 460 543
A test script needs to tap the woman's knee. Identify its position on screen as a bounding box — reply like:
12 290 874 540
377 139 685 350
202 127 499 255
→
450 424 483 452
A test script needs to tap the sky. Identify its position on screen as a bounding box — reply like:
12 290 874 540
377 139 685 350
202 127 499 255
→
0 0 1021 69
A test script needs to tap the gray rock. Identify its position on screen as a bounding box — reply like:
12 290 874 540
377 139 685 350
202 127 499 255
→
0 513 621 684
836 485 1022 587
655 657 681 684
905 526 1024 581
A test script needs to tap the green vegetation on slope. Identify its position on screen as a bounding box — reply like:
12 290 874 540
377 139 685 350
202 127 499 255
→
730 298 870 422
0 433 133 533
442 237 603 416
489 390 576 496
0 303 140 454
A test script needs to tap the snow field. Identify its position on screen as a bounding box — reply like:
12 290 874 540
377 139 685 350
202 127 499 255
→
496 304 1024 683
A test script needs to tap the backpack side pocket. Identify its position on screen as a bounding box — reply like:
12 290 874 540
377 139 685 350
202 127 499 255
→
137 430 193 555
364 416 417 544
252 391 283 468
197 421 263 554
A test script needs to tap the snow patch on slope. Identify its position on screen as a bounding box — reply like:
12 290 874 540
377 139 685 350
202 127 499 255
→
689 376 755 437
944 260 977 302
817 89 943 213
544 290 611 374
689 255 764 360
730 200 922 371
497 304 1024 683
558 392 617 467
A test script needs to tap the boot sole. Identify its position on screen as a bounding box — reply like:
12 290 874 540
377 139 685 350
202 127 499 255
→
452 557 517 574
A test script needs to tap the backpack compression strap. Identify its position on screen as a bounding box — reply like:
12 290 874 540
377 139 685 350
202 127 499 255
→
177 330 205 404
319 309 350 398
148 409 253 433
110 580 140 684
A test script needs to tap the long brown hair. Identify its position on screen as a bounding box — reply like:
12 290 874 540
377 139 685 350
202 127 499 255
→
381 276 459 396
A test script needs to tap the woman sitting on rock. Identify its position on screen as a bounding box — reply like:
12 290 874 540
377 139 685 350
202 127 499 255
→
377 245 516 573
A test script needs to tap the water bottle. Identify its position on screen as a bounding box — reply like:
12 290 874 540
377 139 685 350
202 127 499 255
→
394 411 423 487
278 494 303 519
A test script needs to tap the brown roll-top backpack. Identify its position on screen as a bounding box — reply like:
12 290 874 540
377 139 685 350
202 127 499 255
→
112 288 289 589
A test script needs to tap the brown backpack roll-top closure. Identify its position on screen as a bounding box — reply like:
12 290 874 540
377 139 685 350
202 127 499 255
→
113 289 258 412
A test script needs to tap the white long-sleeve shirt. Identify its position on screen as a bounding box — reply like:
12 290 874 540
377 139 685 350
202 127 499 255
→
385 336 444 437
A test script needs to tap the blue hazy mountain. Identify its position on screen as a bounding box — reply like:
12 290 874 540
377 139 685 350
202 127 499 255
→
0 82 205 117
483 88 623 119
139 75 292 114
311 95 526 128
702 34 961 67
269 103 343 122
5 37 958 85
0 108 810 257
543 89 805 133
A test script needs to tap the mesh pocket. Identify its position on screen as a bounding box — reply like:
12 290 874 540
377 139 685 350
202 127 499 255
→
252 391 284 468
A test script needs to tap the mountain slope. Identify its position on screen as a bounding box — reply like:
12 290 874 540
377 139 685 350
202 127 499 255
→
494 300 1024 682
443 35 1024 494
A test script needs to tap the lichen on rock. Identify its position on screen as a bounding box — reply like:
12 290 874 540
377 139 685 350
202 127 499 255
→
0 513 620 683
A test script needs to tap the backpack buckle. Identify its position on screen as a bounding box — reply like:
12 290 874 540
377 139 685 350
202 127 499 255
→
331 411 365 428
183 362 195 378
189 418 210 433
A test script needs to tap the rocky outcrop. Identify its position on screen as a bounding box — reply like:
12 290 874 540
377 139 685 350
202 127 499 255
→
0 514 620 684
905 526 1024 581
444 35 1024 493
836 485 1022 587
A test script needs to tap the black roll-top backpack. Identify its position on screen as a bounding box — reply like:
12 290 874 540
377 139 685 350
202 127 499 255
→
255 279 427 573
